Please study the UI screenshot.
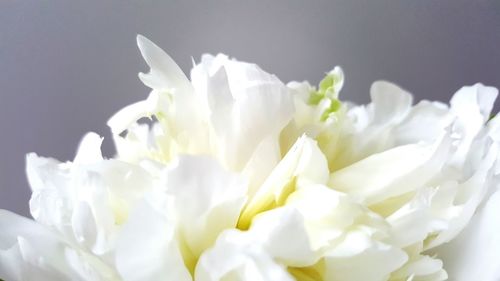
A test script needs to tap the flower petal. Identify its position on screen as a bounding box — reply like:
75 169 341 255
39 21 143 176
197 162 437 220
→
136 35 192 93
165 155 247 269
370 81 413 125
0 210 70 281
115 199 191 281
434 190 500 281
323 230 408 281
249 207 317 267
329 134 452 205
0 210 118 281
194 54 294 170
238 135 328 229
73 132 104 165
195 230 294 281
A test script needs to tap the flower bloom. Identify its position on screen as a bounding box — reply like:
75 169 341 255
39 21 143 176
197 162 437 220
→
1 35 499 281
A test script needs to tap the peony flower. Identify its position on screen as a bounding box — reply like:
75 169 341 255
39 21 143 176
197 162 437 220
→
1 35 499 281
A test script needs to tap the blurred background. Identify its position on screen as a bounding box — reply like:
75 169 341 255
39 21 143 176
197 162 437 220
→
1 0 499 216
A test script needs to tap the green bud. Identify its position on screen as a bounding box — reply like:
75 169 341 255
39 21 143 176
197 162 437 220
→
308 66 345 121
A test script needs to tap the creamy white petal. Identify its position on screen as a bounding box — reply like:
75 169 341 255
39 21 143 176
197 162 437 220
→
387 187 448 248
195 230 294 281
286 184 377 248
425 137 498 249
329 134 452 205
74 132 104 165
434 190 500 281
0 210 72 281
242 136 282 199
323 230 408 281
107 91 162 134
136 34 192 93
195 54 294 170
239 135 328 229
249 207 317 267
390 242 447 281
449 83 498 166
0 210 118 281
107 98 152 135
115 199 191 281
165 155 247 269
330 81 415 170
393 100 452 146
26 149 155 256
370 81 413 125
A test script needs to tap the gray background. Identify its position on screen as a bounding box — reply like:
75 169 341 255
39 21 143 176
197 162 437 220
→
1 1 499 216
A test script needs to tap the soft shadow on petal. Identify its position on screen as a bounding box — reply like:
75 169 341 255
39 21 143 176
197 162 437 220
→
434 190 500 281
115 199 191 281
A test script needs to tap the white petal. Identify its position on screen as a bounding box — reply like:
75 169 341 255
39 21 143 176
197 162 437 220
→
26 152 64 193
115 199 191 281
136 34 192 93
451 83 498 125
449 83 498 166
387 187 448 248
195 230 294 281
198 55 294 170
323 230 408 281
242 136 282 199
426 139 498 249
107 91 159 134
370 81 412 125
165 155 247 268
329 134 452 205
239 135 328 229
71 201 98 250
0 210 117 281
26 152 154 255
74 132 104 165
434 189 500 281
330 81 415 170
286 184 372 249
0 210 69 280
249 207 317 266
393 100 452 145
391 243 447 281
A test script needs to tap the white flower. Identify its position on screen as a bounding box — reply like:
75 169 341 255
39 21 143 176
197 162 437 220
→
1 35 499 281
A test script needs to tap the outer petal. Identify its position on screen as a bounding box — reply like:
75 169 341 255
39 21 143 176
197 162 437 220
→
434 190 500 281
0 210 118 281
73 132 104 165
425 136 498 249
370 81 413 126
0 210 71 281
329 134 451 205
107 92 160 134
329 81 414 170
393 100 451 146
390 242 447 281
449 83 498 166
26 137 155 255
115 199 191 281
136 35 192 93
